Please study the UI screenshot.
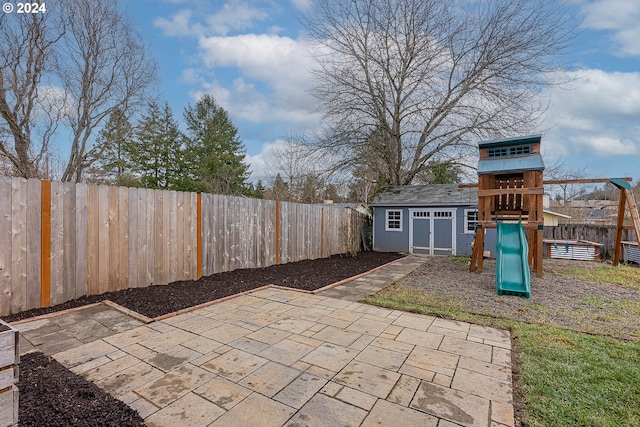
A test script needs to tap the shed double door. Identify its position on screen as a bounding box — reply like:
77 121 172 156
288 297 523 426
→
409 209 456 255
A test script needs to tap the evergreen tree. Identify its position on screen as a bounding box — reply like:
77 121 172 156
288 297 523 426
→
253 179 266 199
94 109 137 186
183 95 249 194
298 174 325 204
132 102 185 189
264 173 291 201
245 180 266 199
417 162 463 185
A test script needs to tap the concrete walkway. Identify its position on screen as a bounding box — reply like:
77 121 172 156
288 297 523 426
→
319 255 425 301
15 256 515 427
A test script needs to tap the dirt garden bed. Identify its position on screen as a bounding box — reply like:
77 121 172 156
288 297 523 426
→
4 251 404 323
17 352 146 427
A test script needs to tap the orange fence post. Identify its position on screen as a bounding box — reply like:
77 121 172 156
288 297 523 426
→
275 201 280 265
321 207 325 258
41 180 51 308
197 193 202 279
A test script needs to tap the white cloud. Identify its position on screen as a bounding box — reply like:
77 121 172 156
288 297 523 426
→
541 68 640 161
195 33 320 126
154 9 194 37
547 69 640 118
290 0 311 11
205 2 269 36
571 134 638 156
154 4 321 131
580 0 640 56
154 2 270 38
198 34 313 89
191 77 319 127
180 68 204 85
245 139 289 182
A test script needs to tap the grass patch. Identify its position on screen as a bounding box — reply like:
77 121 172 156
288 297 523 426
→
517 327 640 427
364 285 640 427
559 264 640 290
585 296 640 316
373 283 466 313
449 255 470 263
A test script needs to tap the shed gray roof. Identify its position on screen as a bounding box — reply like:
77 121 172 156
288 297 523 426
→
370 184 477 207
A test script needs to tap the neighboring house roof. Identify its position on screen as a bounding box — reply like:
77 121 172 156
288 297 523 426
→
370 184 477 207
324 202 372 218
543 209 571 219
567 200 618 209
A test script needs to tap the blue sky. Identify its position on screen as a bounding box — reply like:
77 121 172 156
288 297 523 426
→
125 0 640 184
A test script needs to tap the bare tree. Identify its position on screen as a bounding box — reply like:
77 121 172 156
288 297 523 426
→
544 158 587 204
302 0 577 186
0 13 63 178
264 136 327 202
0 0 155 181
0 151 15 176
60 0 156 182
348 164 378 204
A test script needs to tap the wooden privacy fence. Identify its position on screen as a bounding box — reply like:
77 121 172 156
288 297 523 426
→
544 224 637 259
0 177 365 316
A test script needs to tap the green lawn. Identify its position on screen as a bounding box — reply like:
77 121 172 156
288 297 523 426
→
558 264 640 290
364 266 640 427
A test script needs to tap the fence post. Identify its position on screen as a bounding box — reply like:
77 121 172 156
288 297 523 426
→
321 207 325 258
197 193 202 279
275 201 280 265
40 180 51 308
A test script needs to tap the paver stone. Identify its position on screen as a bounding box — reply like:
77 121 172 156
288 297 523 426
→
201 348 268 382
361 399 439 427
53 339 119 369
210 393 295 427
411 380 490 427
301 343 358 372
334 360 400 398
194 377 252 410
135 364 215 408
355 345 407 371
273 373 327 409
238 361 301 397
285 394 367 427
145 392 225 427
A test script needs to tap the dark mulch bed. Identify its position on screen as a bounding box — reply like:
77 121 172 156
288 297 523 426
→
17 352 146 427
11 251 402 427
4 251 403 323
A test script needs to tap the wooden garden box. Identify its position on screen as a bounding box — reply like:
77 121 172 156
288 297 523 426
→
0 320 18 427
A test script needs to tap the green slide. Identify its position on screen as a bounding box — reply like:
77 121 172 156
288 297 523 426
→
495 222 531 298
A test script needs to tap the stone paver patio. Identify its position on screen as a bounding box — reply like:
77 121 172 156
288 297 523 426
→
14 256 515 427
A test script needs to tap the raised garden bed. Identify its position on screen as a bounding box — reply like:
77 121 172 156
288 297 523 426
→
0 320 18 427
543 239 603 261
